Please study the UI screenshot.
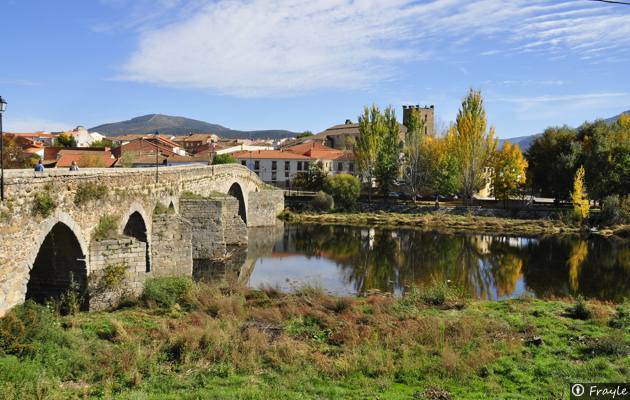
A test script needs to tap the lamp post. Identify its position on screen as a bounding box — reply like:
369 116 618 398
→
154 130 159 183
0 96 7 202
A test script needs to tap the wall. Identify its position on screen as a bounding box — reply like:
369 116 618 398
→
151 213 193 277
88 237 148 310
247 190 285 227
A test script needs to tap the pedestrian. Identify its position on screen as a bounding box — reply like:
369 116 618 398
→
34 159 44 172
69 160 79 171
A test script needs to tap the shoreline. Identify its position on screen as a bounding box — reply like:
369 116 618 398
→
280 210 630 238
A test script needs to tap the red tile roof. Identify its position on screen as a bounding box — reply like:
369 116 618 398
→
54 149 116 168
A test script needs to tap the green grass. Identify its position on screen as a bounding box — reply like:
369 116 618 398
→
0 279 628 399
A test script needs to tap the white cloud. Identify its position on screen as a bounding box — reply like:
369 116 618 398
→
4 118 74 133
117 0 630 97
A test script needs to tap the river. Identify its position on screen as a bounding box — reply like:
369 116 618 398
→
194 223 630 302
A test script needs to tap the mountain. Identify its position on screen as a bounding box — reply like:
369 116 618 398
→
498 134 540 152
90 114 299 139
604 109 629 125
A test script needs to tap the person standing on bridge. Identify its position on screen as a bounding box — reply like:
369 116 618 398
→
69 160 79 171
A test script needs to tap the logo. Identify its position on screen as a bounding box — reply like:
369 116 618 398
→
572 384 585 397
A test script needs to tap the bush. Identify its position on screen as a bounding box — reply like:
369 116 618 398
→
566 296 591 320
310 191 334 212
32 191 56 217
323 173 361 210
92 214 119 240
621 196 630 223
141 277 195 309
74 183 107 206
212 154 237 165
609 300 629 329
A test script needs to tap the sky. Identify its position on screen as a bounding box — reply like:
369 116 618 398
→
1 0 629 138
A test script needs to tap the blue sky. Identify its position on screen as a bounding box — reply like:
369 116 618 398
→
1 0 629 138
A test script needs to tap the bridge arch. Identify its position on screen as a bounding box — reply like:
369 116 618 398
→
228 182 247 223
26 213 89 310
121 203 151 273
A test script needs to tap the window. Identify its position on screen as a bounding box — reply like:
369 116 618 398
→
241 160 246 166
349 162 354 172
297 161 303 171
337 162 343 172
272 161 277 170
284 171 289 178
254 160 260 170
284 161 290 170
271 172 277 181
304 161 310 170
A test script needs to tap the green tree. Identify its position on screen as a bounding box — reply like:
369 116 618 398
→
525 126 580 201
355 105 383 202
296 131 314 139
572 165 589 222
451 90 497 204
55 133 76 147
375 106 401 197
212 154 237 165
324 173 361 210
492 141 528 207
90 139 114 148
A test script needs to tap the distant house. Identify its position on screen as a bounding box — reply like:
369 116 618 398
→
111 138 206 167
43 147 116 168
5 131 57 147
4 134 45 158
172 133 218 154
232 143 356 187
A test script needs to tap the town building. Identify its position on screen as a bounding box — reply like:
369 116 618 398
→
43 147 116 168
172 133 219 154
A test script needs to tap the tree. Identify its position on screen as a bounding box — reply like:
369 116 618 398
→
355 105 384 202
296 131 314 139
451 90 497 204
324 173 362 210
491 141 528 207
571 165 589 222
212 154 237 165
90 139 114 148
1 136 39 168
525 126 580 201
55 133 77 147
375 106 401 197
292 161 327 191
403 108 429 200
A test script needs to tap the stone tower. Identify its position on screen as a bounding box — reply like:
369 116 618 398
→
402 105 434 136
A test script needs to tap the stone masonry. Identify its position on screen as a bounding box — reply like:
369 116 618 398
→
0 164 284 315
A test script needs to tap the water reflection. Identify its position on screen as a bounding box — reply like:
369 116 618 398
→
196 223 630 301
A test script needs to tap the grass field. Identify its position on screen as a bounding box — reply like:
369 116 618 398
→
0 277 628 399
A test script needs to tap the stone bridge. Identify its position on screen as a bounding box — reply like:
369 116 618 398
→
0 164 284 315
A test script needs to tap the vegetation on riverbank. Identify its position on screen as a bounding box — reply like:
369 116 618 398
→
0 277 628 399
280 209 630 238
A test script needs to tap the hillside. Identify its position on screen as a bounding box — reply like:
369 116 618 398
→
499 109 629 152
90 114 298 139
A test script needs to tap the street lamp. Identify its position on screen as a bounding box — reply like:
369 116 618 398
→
0 96 7 202
154 130 159 183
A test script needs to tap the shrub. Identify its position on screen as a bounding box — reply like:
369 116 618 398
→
310 191 334 212
212 154 237 165
609 300 629 329
141 277 195 309
32 191 56 217
566 296 591 320
621 196 630 223
74 183 107 206
153 202 171 215
323 173 361 210
92 214 119 240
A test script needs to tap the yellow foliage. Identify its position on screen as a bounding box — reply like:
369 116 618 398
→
491 141 528 203
571 165 589 221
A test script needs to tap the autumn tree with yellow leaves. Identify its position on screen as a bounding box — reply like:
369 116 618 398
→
492 141 528 207
571 165 590 222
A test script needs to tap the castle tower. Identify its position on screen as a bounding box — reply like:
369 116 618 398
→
402 105 434 136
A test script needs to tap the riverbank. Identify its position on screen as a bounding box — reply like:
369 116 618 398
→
1 277 628 399
280 210 630 238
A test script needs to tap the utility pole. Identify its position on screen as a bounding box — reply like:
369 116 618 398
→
0 96 7 202
154 130 159 183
